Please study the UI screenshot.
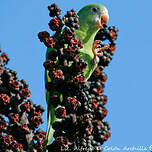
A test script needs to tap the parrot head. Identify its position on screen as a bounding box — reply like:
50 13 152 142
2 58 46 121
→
76 4 109 43
78 4 109 31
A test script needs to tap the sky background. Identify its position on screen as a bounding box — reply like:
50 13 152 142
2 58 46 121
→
0 0 152 151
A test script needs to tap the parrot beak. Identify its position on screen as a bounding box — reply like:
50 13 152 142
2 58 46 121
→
97 14 109 29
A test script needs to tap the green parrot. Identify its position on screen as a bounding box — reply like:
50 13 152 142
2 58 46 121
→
44 3 109 150
75 4 109 79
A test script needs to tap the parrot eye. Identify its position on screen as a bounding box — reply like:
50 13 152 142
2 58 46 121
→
91 7 98 13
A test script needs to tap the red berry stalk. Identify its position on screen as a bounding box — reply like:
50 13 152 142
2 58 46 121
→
38 3 118 152
0 49 46 152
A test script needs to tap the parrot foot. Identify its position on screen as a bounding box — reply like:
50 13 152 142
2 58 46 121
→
92 40 110 63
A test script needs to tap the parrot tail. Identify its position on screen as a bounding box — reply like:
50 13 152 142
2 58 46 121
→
43 105 55 151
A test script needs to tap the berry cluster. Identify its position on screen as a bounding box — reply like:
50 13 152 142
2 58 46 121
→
63 9 80 32
48 3 61 17
0 49 45 152
38 3 118 152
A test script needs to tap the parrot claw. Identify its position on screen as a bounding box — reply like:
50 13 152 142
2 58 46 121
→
92 40 110 63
